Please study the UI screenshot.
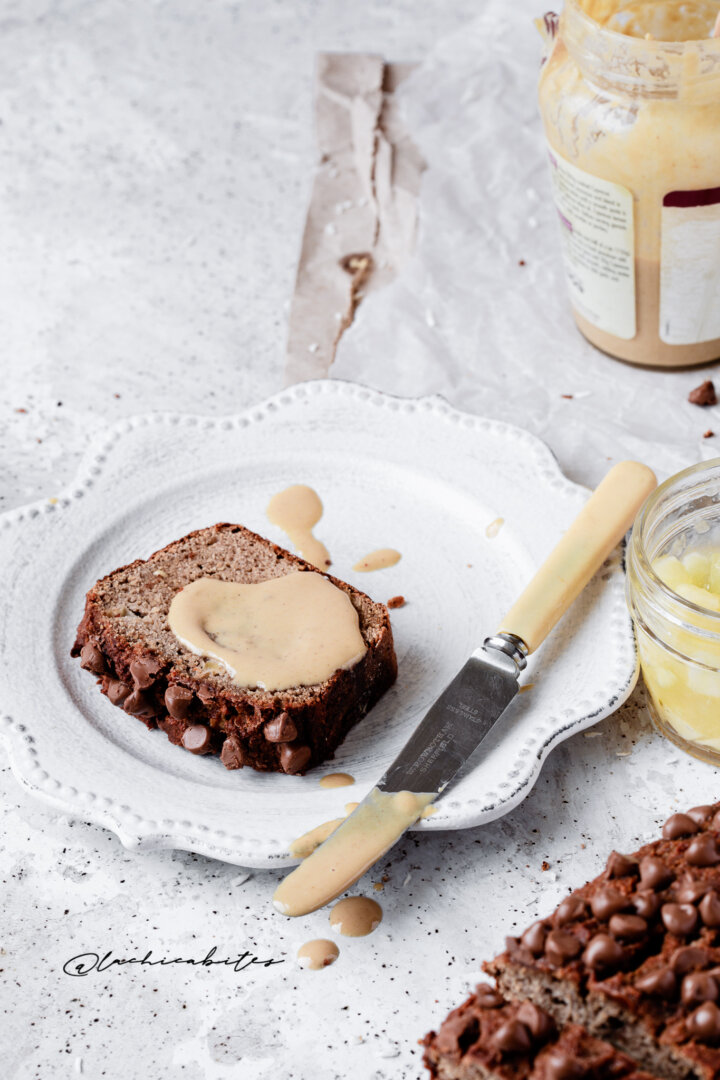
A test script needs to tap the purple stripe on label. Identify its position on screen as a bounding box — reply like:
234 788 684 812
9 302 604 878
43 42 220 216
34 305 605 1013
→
664 187 720 209
557 209 573 233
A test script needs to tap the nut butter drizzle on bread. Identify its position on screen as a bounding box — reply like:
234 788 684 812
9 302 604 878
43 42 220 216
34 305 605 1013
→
72 523 397 774
167 574 367 691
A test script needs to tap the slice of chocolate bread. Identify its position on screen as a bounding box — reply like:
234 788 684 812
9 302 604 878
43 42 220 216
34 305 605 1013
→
423 983 659 1080
72 523 397 773
485 807 720 1080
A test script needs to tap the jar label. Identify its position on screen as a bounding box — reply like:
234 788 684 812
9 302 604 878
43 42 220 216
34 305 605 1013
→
660 189 720 345
546 149 636 340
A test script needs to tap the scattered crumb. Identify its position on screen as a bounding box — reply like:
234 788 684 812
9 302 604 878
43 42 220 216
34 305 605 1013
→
518 259 526 267
541 861 550 872
48 497 58 505
387 595 405 609
14 407 27 414
230 871 253 887
704 430 715 439
373 881 384 892
377 1045 400 1059
467 563 473 569
519 683 534 694
561 394 573 400
485 517 504 539
689 380 717 406
113 393 121 399
324 559 332 567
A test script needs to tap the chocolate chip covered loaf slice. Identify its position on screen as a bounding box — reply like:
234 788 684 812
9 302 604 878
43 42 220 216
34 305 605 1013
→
423 983 659 1080
72 523 397 773
485 807 720 1080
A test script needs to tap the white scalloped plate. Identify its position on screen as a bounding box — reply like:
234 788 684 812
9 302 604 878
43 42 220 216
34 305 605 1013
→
0 380 638 867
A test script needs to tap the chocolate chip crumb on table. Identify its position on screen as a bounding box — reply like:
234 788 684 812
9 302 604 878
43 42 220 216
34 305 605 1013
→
688 381 717 407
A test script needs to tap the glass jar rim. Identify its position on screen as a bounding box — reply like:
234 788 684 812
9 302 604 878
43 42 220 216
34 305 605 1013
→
560 0 720 100
564 0 720 48
631 457 720 625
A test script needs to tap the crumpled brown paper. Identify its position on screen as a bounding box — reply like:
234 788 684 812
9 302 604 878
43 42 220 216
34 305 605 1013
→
284 54 424 385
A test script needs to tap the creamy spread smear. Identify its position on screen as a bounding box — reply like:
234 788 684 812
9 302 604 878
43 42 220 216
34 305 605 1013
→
290 817 346 860
266 484 331 569
274 787 435 917
329 896 383 937
352 548 402 573
289 788 358 859
297 939 339 970
167 572 366 691
319 772 355 790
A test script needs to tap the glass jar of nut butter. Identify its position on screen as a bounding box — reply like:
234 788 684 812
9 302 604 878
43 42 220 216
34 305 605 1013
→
538 1 720 367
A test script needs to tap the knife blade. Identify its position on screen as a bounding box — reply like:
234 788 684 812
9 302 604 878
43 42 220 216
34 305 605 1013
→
379 648 520 795
273 460 658 918
272 644 524 917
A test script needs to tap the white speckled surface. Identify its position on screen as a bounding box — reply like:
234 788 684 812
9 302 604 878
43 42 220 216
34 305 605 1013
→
4 2 720 1079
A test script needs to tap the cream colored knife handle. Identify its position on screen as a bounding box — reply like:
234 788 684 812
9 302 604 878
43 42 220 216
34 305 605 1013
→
498 461 657 655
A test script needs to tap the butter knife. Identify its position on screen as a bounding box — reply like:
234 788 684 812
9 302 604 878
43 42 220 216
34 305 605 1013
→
273 460 657 917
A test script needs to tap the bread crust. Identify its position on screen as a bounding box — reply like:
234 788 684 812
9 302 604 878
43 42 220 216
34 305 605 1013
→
422 987 658 1080
72 523 397 774
485 807 720 1080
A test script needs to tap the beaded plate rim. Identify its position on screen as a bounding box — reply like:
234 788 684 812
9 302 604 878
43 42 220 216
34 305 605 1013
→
0 379 638 866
